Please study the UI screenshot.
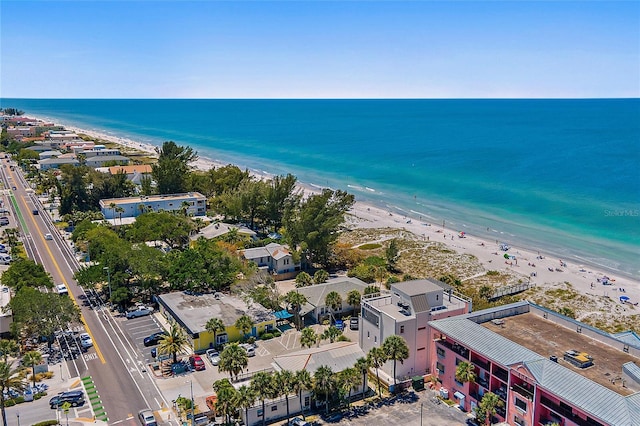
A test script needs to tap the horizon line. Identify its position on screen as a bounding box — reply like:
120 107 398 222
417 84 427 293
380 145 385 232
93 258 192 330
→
2 97 639 101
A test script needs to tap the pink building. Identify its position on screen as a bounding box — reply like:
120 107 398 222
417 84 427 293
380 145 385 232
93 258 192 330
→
428 302 640 426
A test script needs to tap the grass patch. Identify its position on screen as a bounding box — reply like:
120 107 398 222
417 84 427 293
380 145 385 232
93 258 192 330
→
359 243 382 250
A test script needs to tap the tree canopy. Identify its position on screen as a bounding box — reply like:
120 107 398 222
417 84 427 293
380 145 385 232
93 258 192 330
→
1 259 53 292
152 141 197 194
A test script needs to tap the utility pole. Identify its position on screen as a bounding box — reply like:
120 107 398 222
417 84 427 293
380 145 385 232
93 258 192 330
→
103 266 111 303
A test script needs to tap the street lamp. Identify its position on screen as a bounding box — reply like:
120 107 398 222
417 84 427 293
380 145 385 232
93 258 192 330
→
103 266 111 304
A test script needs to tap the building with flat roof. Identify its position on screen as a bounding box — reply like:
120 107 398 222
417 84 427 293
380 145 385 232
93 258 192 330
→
156 291 276 352
99 192 206 219
359 279 471 385
428 301 640 426
85 155 130 168
38 157 80 171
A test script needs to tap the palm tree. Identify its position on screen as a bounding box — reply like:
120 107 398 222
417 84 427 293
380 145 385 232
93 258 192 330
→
235 385 257 426
354 357 371 400
346 289 361 314
276 370 296 424
235 314 254 341
294 369 313 419
314 365 334 415
477 392 503 425
455 361 476 386
0 361 26 426
382 335 409 388
324 291 342 321
213 379 237 425
180 201 191 216
321 325 342 344
21 350 42 388
115 206 125 226
108 202 117 220
205 317 226 349
284 290 308 330
218 343 248 382
157 322 190 364
0 340 18 363
300 327 318 349
251 371 275 426
367 346 387 399
338 367 359 409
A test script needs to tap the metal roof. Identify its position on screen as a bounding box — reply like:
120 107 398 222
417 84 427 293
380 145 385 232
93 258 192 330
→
429 316 543 367
295 277 368 315
410 294 430 313
392 279 445 296
525 358 640 425
272 341 365 375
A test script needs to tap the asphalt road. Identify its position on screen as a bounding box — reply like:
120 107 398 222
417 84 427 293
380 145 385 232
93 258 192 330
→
1 160 175 426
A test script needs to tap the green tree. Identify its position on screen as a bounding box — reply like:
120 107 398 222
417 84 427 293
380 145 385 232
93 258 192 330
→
263 174 299 231
321 326 342 344
294 271 313 288
385 239 399 270
21 350 42 388
212 379 237 425
218 343 248 382
284 290 308 330
313 269 329 284
1 259 53 292
234 315 254 341
157 322 189 364
300 327 318 349
367 347 387 399
276 369 296 424
0 341 18 363
354 357 371 400
382 335 409 388
476 392 503 425
205 318 226 349
235 385 256 426
324 291 342 318
251 371 276 426
294 369 313 419
455 361 477 386
0 361 25 426
338 367 359 409
152 141 197 194
284 188 355 266
58 165 91 214
346 289 362 314
314 365 335 415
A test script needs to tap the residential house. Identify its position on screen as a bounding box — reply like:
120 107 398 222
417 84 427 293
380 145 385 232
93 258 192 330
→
107 165 152 185
6 126 35 140
241 342 367 426
85 155 130 168
295 277 369 324
156 291 276 352
82 148 121 157
38 157 80 171
429 301 640 425
241 243 298 275
38 150 62 160
359 279 471 385
99 192 207 219
190 221 257 242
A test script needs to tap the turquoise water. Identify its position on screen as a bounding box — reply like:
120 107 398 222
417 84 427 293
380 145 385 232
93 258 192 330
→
2 99 639 277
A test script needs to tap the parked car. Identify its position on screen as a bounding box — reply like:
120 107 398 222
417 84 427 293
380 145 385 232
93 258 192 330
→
79 333 93 349
49 390 85 408
288 417 310 426
143 332 166 347
239 343 256 357
44 233 53 240
138 409 158 426
206 349 220 366
349 317 359 330
0 254 11 265
126 306 153 319
0 217 9 226
0 244 7 253
189 355 206 371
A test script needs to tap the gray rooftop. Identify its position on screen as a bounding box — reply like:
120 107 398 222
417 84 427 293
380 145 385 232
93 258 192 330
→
157 292 275 335
86 155 130 162
296 277 368 316
392 279 446 296
272 342 365 375
38 157 79 165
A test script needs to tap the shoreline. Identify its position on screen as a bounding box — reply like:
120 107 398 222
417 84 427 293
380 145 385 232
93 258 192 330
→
20 114 640 313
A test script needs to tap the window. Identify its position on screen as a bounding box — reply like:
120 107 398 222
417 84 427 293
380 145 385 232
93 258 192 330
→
400 326 405 334
514 397 527 412
436 362 445 374
304 396 310 407
436 294 439 301
367 331 370 338
374 336 377 343
456 358 463 365
271 406 278 412
418 326 426 330
514 416 526 426
437 347 445 358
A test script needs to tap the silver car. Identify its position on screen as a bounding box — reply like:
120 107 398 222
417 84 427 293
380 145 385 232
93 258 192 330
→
206 349 220 366
138 409 157 426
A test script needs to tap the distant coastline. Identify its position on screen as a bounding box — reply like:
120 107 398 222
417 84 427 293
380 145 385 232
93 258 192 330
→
3 98 639 281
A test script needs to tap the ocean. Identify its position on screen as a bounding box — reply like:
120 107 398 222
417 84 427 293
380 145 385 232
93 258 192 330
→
1 98 639 278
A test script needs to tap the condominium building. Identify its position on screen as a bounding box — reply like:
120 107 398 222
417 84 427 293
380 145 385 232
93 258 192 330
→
99 192 206 219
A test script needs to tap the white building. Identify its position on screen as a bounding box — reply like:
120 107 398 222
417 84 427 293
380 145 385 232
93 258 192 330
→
359 279 471 385
99 192 207 219
241 243 298 275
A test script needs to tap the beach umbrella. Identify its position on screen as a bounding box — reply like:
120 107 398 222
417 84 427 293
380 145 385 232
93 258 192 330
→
620 296 630 302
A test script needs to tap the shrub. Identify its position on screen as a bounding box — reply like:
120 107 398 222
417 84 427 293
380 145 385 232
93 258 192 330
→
14 396 25 404
272 330 281 337
337 335 351 342
247 336 256 345
359 243 382 250
4 399 15 407
42 371 55 379
261 333 274 340
33 421 59 426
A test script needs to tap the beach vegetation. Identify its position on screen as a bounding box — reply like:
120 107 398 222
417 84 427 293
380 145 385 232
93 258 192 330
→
358 243 381 250
0 108 24 116
385 239 399 270
313 269 329 284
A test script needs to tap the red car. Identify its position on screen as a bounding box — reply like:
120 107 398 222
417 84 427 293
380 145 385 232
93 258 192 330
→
189 355 205 371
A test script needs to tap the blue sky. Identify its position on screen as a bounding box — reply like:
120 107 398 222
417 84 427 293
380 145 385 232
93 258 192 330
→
1 1 638 98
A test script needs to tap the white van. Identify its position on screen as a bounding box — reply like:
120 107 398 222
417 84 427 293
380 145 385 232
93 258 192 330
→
0 254 12 265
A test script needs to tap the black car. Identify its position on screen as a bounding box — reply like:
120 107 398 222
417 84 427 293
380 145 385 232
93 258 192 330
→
49 390 85 408
143 332 166 347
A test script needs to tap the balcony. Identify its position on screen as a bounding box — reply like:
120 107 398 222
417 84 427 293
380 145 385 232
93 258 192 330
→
477 377 489 389
540 396 604 426
473 359 490 372
493 368 508 383
512 383 534 400
493 387 507 401
496 406 506 418
435 339 469 359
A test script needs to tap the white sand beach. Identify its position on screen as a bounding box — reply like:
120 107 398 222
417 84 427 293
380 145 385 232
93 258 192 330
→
30 116 640 317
